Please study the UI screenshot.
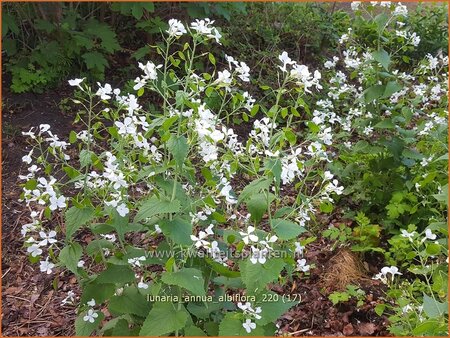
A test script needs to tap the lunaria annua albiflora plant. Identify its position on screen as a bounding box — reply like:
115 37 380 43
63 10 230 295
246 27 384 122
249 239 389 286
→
19 3 448 336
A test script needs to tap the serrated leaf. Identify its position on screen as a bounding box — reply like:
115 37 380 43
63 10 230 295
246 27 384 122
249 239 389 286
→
81 282 116 304
422 293 448 318
82 51 108 73
257 293 298 325
58 242 82 274
65 206 96 239
238 177 271 204
167 134 189 168
372 49 390 70
382 81 402 98
270 218 306 240
159 217 193 245
364 84 385 103
96 264 136 284
161 268 205 296
239 258 285 293
374 119 395 129
108 286 151 317
134 196 181 222
247 193 269 224
140 302 189 336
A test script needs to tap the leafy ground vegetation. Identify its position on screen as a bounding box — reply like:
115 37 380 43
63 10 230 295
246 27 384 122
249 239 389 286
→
2 2 448 336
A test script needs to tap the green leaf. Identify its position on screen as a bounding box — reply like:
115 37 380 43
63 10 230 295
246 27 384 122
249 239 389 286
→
238 177 271 203
167 134 189 168
185 326 207 336
108 286 151 317
239 258 285 293
82 51 109 73
134 196 181 222
58 242 82 274
426 243 441 256
79 149 93 168
161 268 205 296
219 312 265 336
69 131 77 144
75 310 104 336
374 303 385 316
247 193 271 224
208 53 216 66
81 282 116 304
133 45 151 60
270 218 306 240
423 294 448 318
96 264 136 284
412 320 442 335
374 119 395 129
257 293 297 325
364 84 385 103
205 258 241 278
159 217 193 245
382 81 402 98
140 302 189 336
372 49 390 70
65 206 96 239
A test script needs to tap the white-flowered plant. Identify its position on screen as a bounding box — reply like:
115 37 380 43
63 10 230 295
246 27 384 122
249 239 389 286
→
18 8 448 336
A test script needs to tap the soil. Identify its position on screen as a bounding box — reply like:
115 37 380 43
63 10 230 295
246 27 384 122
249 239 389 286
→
1 70 392 336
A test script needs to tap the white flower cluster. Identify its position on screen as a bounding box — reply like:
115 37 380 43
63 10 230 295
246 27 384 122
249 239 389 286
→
278 51 322 92
238 302 262 333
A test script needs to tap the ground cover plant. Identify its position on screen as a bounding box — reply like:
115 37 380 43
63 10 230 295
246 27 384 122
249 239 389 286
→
4 1 448 336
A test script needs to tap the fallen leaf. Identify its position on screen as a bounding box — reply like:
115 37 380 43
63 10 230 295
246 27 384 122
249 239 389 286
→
358 322 376 335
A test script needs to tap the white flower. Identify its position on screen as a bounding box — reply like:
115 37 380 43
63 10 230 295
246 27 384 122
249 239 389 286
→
205 224 214 235
116 203 129 217
235 62 250 82
351 1 361 10
77 260 85 268
27 244 43 257
38 230 57 246
190 231 210 248
22 149 33 164
239 226 258 245
278 51 295 72
296 259 310 272
294 242 305 255
400 229 416 242
138 61 162 81
379 266 402 281
128 256 146 267
49 195 66 211
215 69 232 86
422 229 437 242
393 3 408 17
61 290 76 305
138 281 149 289
166 19 187 37
250 246 269 264
87 299 96 307
39 258 55 274
190 18 221 43
68 78 85 88
237 302 252 311
154 224 162 234
96 83 113 100
242 319 256 333
83 309 98 323
39 124 51 133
